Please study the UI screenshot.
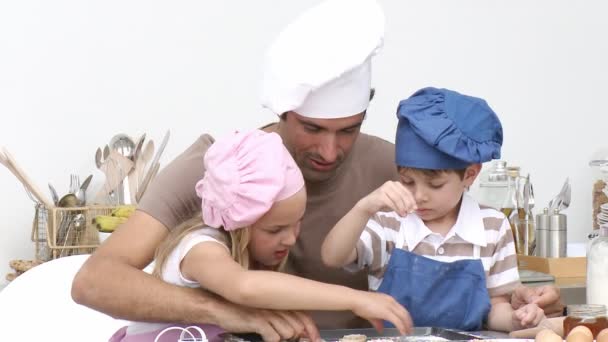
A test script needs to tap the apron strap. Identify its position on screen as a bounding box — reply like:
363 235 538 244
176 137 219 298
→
397 227 407 251
473 244 480 259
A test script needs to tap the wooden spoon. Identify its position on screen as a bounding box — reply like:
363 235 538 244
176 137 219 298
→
0 147 54 208
137 140 154 186
127 134 146 204
136 162 159 202
92 151 134 204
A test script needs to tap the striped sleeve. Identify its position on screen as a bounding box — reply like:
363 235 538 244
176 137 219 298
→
344 214 384 273
485 215 520 297
345 212 400 276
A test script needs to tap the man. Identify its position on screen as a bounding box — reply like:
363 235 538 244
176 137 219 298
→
72 0 563 340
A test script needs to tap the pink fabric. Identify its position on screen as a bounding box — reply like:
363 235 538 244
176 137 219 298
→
109 324 224 342
195 129 304 231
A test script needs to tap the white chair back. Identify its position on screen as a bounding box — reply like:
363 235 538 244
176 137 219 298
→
0 255 130 341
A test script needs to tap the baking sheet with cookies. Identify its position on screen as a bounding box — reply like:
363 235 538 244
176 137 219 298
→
220 327 526 342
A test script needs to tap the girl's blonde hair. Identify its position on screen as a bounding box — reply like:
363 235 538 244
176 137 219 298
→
153 212 286 278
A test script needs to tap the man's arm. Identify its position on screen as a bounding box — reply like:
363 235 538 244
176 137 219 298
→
71 210 319 341
72 210 210 322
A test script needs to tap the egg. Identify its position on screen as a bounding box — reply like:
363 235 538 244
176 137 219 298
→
566 331 593 342
597 328 608 342
536 328 562 342
569 326 593 339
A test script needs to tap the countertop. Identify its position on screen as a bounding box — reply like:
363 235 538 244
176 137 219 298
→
225 328 510 341
521 271 586 305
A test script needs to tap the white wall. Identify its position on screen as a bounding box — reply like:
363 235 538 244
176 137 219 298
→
1 0 607 286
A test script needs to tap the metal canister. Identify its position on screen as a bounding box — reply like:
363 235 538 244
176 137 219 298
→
547 209 567 257
535 208 550 257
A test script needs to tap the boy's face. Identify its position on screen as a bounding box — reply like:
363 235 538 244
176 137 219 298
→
398 165 481 226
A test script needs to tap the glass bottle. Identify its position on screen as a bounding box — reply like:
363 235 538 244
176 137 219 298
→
477 160 509 210
587 226 608 309
519 174 536 255
501 167 523 254
563 304 608 338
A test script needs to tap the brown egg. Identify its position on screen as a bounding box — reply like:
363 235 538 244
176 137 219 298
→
568 326 593 340
566 331 593 342
597 328 608 342
536 328 562 342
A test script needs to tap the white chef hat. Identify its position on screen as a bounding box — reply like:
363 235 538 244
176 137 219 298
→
260 0 385 119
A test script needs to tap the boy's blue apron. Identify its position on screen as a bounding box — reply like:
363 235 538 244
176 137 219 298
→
377 246 491 331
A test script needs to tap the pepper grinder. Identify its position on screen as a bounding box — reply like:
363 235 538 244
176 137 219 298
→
547 209 567 257
536 208 550 257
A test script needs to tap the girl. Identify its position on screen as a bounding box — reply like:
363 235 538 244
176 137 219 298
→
111 129 411 342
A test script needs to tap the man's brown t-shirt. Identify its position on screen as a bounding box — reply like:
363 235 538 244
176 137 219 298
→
138 131 398 329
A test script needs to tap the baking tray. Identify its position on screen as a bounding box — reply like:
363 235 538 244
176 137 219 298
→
220 327 485 342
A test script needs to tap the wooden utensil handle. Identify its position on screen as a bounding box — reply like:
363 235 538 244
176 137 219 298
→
136 162 160 202
92 155 132 204
1 147 55 208
128 169 138 204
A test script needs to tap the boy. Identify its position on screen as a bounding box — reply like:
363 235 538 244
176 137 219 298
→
322 87 545 332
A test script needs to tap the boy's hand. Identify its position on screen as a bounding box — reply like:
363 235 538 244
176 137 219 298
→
351 291 413 335
356 181 417 217
513 303 546 330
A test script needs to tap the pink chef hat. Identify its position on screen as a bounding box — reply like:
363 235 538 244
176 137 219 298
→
195 130 305 231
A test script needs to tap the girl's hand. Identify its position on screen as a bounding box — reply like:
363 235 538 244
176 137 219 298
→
244 308 319 342
513 303 546 330
356 181 417 217
351 291 413 335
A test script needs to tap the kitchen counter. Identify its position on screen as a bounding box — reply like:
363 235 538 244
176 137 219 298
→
225 327 510 341
537 278 586 305
521 274 586 305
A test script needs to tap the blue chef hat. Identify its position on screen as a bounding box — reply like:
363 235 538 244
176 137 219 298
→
395 87 503 170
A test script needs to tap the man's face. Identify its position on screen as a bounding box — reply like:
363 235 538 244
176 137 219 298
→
277 111 365 183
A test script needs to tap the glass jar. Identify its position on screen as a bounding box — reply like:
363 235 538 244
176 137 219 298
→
587 226 608 309
590 158 608 230
477 160 509 210
563 304 608 338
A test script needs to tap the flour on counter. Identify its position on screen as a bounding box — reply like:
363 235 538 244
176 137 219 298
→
399 336 448 342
